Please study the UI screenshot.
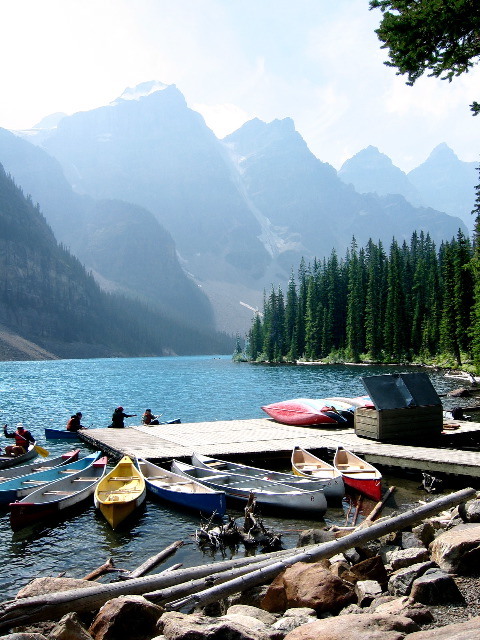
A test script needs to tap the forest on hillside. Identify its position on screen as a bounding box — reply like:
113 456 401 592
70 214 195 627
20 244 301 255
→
241 230 476 370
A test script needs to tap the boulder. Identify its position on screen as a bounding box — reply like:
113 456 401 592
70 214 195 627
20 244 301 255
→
406 615 480 638
341 556 388 586
297 529 335 546
354 580 382 607
283 613 419 640
16 577 94 598
429 523 480 574
261 562 356 614
412 522 436 547
89 595 163 640
226 605 277 626
370 596 434 624
158 611 277 640
50 612 93 640
228 586 270 608
400 532 425 549
410 568 464 605
0 635 48 639
388 561 436 597
458 499 480 523
329 560 351 579
385 548 430 571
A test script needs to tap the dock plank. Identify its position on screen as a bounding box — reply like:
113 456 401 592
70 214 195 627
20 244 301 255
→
79 418 480 478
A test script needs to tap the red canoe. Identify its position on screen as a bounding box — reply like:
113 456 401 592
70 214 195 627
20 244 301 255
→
333 446 382 501
261 398 349 426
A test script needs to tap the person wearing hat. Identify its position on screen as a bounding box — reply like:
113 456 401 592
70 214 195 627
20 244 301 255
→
66 411 86 432
109 406 136 428
3 423 36 456
141 409 160 425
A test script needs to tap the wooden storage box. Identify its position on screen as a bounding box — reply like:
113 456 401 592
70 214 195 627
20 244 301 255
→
354 405 443 442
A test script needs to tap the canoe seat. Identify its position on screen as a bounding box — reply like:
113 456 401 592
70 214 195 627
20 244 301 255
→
43 490 76 495
148 475 170 480
340 466 366 471
59 469 77 474
21 480 47 485
109 476 139 481
72 477 95 482
205 461 226 468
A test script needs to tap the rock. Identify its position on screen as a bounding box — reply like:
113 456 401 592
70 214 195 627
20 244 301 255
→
329 560 351 579
272 616 315 635
297 529 335 546
261 562 356 614
282 608 316 618
226 605 277 625
354 580 383 607
387 561 436 596
410 568 464 605
371 596 434 624
228 586 270 608
458 499 480 523
400 532 425 549
195 600 227 617
282 613 419 640
385 547 430 571
412 522 436 546
341 555 388 586
344 549 362 565
406 615 480 638
339 604 364 615
16 577 94 598
429 523 480 574
219 614 275 637
158 611 277 640
354 539 383 560
50 612 93 640
89 595 164 640
379 544 401 564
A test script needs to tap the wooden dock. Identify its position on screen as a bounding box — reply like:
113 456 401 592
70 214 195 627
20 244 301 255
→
79 418 480 479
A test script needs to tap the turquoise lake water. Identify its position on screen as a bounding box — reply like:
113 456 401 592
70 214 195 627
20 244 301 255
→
0 356 466 599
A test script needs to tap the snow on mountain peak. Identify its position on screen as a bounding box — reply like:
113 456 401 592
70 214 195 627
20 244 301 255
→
113 81 169 104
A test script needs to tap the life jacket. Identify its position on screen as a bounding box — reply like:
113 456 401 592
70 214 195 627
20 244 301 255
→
67 416 79 431
142 413 152 424
14 431 29 448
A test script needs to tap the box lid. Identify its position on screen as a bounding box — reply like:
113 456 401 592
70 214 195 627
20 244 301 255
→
360 372 441 410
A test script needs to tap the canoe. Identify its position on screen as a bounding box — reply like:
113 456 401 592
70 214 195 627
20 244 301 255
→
0 451 97 504
136 457 226 516
9 453 107 531
171 459 327 516
333 446 382 501
0 449 80 483
0 444 37 470
290 446 345 501
192 451 344 502
261 398 350 426
45 428 83 440
94 456 146 529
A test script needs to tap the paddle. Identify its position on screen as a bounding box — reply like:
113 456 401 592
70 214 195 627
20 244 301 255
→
34 444 49 458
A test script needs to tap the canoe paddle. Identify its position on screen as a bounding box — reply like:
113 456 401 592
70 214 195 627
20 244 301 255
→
34 444 49 458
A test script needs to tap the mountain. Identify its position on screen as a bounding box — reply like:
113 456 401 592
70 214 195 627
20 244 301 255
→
12 82 468 334
338 144 477 232
0 127 214 330
408 143 478 230
0 162 232 359
338 145 423 207
224 119 465 261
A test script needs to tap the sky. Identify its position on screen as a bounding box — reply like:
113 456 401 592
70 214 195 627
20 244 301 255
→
0 0 478 173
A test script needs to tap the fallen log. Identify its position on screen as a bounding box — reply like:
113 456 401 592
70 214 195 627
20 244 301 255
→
119 540 184 580
82 558 128 581
166 487 476 611
0 545 303 629
0 487 474 629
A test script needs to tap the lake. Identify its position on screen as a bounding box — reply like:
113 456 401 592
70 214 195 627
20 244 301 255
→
0 356 466 599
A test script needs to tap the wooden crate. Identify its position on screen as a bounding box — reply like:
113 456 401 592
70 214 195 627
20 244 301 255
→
354 405 443 442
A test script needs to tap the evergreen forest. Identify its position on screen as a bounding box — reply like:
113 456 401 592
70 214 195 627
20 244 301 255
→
242 229 478 371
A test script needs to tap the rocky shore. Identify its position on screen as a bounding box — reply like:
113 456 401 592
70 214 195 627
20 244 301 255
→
1 490 480 640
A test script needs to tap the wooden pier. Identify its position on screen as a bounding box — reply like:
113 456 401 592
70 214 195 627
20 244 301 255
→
78 417 480 479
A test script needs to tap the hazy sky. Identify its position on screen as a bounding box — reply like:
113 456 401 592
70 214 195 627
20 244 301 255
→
1 0 478 172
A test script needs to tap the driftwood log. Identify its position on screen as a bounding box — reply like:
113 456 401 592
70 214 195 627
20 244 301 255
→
166 486 476 611
119 540 184 579
0 487 474 629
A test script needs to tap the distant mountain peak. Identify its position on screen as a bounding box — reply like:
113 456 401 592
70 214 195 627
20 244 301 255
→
114 80 169 103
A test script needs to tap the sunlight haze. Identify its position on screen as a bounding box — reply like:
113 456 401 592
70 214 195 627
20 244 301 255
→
0 0 478 172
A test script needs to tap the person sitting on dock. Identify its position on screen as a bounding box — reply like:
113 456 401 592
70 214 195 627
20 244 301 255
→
109 406 136 428
66 412 86 432
3 423 36 456
141 409 160 425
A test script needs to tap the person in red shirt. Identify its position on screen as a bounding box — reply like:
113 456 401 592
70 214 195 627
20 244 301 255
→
3 423 36 456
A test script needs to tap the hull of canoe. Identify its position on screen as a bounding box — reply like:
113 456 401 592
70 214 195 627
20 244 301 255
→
45 428 81 440
0 445 37 470
261 398 348 426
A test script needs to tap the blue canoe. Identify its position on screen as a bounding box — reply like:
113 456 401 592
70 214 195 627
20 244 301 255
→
1 451 102 504
136 457 226 516
45 428 83 440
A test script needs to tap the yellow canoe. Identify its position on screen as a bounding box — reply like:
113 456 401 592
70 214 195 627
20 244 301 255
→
94 456 146 529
